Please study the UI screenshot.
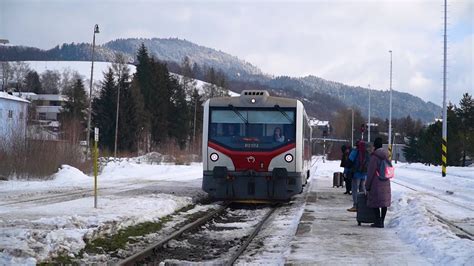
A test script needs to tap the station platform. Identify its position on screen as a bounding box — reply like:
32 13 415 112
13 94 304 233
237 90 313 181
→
285 176 429 265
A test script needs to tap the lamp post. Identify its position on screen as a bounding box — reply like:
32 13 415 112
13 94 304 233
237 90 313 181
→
388 50 393 161
351 108 354 147
368 84 371 143
87 24 99 154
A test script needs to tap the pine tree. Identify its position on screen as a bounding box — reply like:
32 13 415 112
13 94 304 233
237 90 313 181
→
148 59 171 146
60 78 88 142
189 88 203 146
455 93 474 166
168 77 189 149
92 69 117 151
23 71 42 94
403 135 420 163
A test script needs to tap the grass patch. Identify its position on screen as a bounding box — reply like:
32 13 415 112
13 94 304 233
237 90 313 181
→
83 204 196 255
38 253 75 266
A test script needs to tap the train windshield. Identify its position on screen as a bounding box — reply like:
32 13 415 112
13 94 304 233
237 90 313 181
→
209 108 296 150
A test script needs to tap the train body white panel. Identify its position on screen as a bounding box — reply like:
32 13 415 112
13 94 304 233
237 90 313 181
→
202 100 210 170
268 148 296 172
207 147 235 171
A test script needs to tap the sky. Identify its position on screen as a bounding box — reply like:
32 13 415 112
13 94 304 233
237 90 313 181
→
0 0 472 106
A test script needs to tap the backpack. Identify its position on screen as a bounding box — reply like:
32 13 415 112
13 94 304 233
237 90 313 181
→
376 158 395 181
351 151 368 173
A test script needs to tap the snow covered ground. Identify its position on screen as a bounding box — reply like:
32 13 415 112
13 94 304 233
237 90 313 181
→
287 158 474 265
1 155 473 264
25 60 240 96
0 155 204 265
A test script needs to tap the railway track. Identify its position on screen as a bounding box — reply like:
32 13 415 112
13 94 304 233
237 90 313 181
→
391 180 474 241
391 179 474 212
119 202 280 265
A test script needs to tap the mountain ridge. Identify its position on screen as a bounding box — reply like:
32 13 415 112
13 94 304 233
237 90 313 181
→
0 38 441 122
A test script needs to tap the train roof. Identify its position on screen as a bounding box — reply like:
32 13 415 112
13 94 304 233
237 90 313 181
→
208 90 299 108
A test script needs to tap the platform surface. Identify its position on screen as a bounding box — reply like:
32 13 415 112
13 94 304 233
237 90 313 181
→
285 177 430 265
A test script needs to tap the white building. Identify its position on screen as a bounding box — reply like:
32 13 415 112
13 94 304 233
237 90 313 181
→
0 92 29 144
13 93 66 121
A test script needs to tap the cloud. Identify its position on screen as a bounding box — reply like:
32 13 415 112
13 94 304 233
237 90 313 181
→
1 0 472 105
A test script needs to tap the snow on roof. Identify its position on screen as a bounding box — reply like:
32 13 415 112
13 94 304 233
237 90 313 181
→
12 92 67 102
0 91 30 103
309 118 329 127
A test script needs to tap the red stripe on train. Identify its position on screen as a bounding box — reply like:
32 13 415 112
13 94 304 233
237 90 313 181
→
208 141 295 172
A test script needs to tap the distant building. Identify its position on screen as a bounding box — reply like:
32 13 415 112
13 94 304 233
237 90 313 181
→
13 93 66 121
309 118 331 137
13 93 66 140
0 91 29 144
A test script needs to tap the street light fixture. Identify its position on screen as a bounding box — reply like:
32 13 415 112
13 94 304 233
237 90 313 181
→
87 24 99 153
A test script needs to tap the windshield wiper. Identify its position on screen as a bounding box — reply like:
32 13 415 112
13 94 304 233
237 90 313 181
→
274 105 294 123
229 104 248 124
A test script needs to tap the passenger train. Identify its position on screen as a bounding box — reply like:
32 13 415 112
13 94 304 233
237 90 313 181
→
202 90 311 201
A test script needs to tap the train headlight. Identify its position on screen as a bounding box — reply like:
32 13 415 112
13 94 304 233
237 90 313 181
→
210 153 219 162
284 154 293 163
251 98 256 103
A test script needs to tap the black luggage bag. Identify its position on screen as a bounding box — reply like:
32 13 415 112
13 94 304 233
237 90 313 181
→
332 172 344 187
356 192 376 226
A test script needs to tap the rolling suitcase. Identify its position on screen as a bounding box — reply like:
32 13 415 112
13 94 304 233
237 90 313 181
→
356 192 376 226
333 172 341 187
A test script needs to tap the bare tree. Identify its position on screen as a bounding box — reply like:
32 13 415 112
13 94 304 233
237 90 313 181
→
10 61 31 93
40 70 61 94
1 62 12 91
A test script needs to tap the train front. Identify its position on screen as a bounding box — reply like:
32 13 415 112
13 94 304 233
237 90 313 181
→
202 90 304 201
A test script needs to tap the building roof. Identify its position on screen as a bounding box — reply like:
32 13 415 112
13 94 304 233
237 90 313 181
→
309 118 329 127
12 92 66 102
0 91 30 104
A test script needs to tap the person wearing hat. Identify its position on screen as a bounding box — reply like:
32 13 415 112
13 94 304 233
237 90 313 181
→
366 137 392 228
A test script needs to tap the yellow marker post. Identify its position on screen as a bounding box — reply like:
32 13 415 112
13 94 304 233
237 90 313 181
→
94 127 99 208
388 144 392 161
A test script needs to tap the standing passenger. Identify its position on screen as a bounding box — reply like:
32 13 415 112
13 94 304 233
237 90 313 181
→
347 140 369 212
340 144 352 195
366 137 392 228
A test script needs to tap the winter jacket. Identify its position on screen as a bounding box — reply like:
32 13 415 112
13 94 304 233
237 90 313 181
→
349 150 368 180
340 148 352 175
366 148 392 208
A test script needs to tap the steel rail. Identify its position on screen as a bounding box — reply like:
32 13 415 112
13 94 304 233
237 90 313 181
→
225 203 280 266
119 202 230 266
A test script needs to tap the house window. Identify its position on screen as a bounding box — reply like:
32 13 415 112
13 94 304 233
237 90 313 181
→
0 109 2 118
38 113 47 120
8 110 13 119
20 112 24 120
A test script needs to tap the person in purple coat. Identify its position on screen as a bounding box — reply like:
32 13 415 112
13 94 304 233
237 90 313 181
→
366 137 392 228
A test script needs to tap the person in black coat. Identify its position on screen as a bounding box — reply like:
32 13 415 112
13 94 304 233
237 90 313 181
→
340 144 352 195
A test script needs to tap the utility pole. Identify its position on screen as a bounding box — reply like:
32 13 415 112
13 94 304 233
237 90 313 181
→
87 24 99 155
114 80 121 158
388 50 393 161
351 108 354 147
368 84 371 143
441 0 448 177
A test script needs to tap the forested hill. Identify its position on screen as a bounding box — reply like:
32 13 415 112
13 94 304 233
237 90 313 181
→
0 38 441 122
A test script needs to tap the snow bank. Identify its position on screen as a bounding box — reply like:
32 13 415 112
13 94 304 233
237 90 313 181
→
390 191 474 265
0 194 192 265
0 155 202 264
